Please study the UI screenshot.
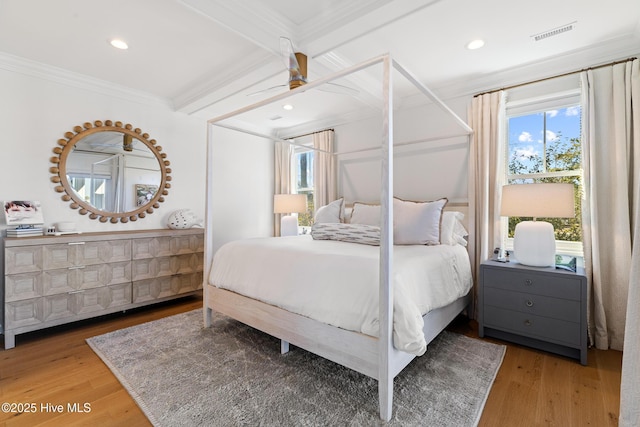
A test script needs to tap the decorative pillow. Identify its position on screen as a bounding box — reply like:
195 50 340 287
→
311 223 380 246
349 202 380 226
441 211 468 246
314 198 344 224
393 197 448 245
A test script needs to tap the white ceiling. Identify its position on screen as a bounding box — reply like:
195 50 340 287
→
1 0 639 133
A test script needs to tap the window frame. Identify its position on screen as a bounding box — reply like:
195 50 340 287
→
503 89 584 258
291 141 315 227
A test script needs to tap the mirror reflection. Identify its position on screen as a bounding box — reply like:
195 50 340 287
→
68 131 161 213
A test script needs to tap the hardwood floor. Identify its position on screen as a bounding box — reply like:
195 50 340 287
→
0 294 622 426
446 316 622 427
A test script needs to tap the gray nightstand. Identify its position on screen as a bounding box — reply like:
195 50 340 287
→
478 260 587 365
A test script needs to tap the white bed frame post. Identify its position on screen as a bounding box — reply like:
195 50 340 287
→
378 54 394 422
204 121 214 328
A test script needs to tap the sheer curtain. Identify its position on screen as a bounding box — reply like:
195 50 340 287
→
312 130 337 211
580 59 639 353
468 91 505 316
274 141 293 236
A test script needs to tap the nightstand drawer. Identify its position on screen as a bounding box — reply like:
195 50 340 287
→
484 287 581 323
484 307 581 346
483 268 581 300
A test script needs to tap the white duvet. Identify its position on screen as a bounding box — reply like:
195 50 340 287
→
208 235 472 356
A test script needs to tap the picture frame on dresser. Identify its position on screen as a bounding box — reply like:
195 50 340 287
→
1 228 204 349
478 260 588 365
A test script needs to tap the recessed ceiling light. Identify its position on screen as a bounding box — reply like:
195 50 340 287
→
466 39 485 50
109 39 129 50
283 104 294 111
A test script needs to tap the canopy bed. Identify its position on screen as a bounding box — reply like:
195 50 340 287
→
204 54 473 421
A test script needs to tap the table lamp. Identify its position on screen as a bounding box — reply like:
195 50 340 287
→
500 183 575 267
274 194 307 237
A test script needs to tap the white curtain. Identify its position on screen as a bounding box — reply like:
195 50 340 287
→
274 141 293 236
468 91 506 316
580 59 639 352
616 58 640 427
312 130 337 211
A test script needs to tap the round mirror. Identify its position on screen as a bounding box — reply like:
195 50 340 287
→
50 120 171 223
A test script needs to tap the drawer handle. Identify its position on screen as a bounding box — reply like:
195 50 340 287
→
67 290 84 295
524 279 533 286
524 319 532 327
68 265 86 270
68 242 86 245
525 300 534 307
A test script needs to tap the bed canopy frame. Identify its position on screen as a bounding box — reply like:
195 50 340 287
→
204 53 473 421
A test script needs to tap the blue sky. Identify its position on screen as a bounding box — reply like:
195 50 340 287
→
508 105 581 173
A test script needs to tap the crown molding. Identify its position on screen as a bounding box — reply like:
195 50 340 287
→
0 51 172 109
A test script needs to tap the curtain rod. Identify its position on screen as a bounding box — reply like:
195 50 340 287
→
283 128 334 140
474 57 637 97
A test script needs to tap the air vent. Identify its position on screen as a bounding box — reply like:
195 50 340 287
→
532 21 576 42
269 115 283 121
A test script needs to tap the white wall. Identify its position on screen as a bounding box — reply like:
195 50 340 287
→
208 126 274 253
0 66 207 233
334 95 470 204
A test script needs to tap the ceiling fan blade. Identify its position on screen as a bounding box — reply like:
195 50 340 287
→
280 37 297 70
316 82 359 96
246 84 288 97
280 37 306 84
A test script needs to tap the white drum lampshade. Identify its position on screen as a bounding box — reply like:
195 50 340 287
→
274 194 307 237
501 183 575 267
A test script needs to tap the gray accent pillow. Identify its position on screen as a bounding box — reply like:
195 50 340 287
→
311 223 380 246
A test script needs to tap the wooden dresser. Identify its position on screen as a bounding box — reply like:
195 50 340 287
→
1 228 204 349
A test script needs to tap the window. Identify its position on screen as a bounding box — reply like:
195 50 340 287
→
505 90 583 256
67 174 110 211
293 147 314 226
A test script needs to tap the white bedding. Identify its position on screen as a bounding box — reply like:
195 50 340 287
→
208 235 472 356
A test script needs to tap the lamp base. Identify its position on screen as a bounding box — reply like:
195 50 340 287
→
280 215 298 237
513 221 556 267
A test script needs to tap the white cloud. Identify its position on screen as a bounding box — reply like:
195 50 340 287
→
546 130 559 141
515 146 539 158
518 131 533 142
546 110 559 118
565 106 580 116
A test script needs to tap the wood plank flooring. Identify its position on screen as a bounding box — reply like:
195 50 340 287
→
0 294 622 426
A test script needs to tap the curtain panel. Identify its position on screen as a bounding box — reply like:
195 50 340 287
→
468 91 505 317
313 130 337 212
611 58 640 427
274 141 293 236
580 59 639 352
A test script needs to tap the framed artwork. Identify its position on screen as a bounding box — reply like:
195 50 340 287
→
4 200 45 225
136 184 159 206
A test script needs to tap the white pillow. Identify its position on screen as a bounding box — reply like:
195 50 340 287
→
350 202 380 226
441 211 468 246
393 197 447 245
314 198 344 224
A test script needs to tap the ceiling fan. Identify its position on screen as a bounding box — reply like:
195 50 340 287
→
75 133 145 153
248 37 358 97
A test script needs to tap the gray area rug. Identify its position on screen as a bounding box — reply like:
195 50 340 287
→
87 309 505 426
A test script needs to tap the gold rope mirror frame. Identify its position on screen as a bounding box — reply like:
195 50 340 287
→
49 120 171 223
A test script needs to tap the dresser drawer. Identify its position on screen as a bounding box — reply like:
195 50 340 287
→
484 287 580 323
483 268 581 300
484 306 581 346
